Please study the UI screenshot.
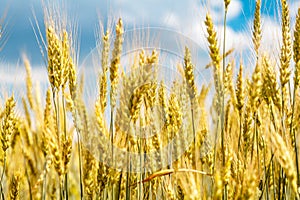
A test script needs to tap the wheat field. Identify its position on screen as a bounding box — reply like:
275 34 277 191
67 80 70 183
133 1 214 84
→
0 0 300 199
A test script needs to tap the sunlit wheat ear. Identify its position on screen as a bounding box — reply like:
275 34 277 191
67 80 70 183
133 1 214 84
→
224 0 231 11
205 13 221 69
262 55 281 110
130 83 149 124
9 172 21 200
41 90 54 157
183 47 197 99
205 13 222 104
110 18 124 108
23 55 34 110
34 158 51 191
158 81 167 109
267 129 298 196
279 0 292 104
243 103 253 156
147 49 159 64
61 30 71 90
10 119 21 150
197 84 210 143
46 26 63 91
293 7 300 87
158 81 168 132
145 82 157 111
102 30 110 72
236 64 244 113
252 0 261 56
224 62 236 105
62 136 72 173
98 31 110 112
213 170 223 200
241 167 258 199
68 57 77 98
50 138 63 177
22 148 37 177
97 162 109 196
166 93 182 134
83 149 97 198
1 95 17 153
250 62 262 111
43 89 53 128
22 98 31 129
223 146 232 184
95 97 106 135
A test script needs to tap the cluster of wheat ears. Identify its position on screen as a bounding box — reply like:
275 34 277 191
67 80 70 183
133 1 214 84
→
1 0 300 199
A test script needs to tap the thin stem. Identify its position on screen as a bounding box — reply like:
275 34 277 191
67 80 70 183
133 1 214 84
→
62 94 69 200
59 177 63 200
110 106 115 200
259 154 274 200
139 121 143 200
222 8 228 200
250 112 258 163
191 99 196 169
24 153 33 200
42 160 47 200
290 84 300 187
126 161 131 200
212 116 220 175
256 116 260 170
237 112 242 155
281 172 286 200
280 83 288 199
52 90 60 144
125 121 132 200
272 161 276 199
0 154 6 200
237 111 243 183
76 132 84 200
221 3 227 169
116 172 122 200
71 96 84 199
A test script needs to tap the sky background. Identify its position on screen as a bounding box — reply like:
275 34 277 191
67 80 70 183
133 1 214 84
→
0 0 300 96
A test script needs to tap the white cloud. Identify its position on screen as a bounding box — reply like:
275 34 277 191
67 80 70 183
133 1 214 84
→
99 0 252 70
110 0 177 25
163 12 180 29
260 16 282 55
205 0 242 22
227 0 243 19
158 0 249 52
0 64 48 86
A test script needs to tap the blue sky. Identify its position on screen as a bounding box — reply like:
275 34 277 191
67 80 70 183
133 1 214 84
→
0 0 299 88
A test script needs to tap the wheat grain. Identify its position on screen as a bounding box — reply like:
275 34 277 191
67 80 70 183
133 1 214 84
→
236 63 245 113
252 0 261 56
23 56 34 109
183 47 197 99
294 8 300 92
110 18 124 108
46 26 63 91
205 13 222 101
224 0 231 11
279 0 292 112
267 128 298 196
262 55 281 110
9 172 20 200
1 96 16 153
